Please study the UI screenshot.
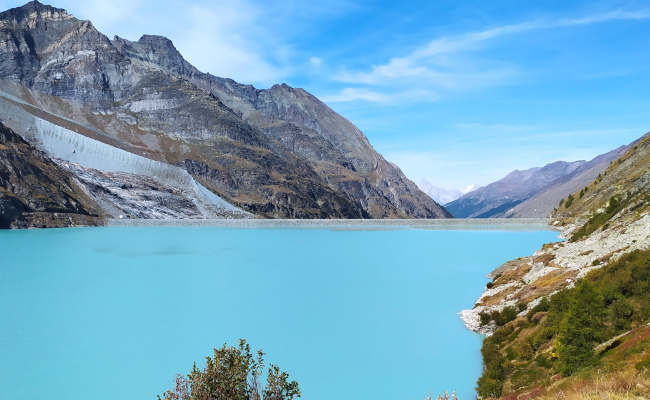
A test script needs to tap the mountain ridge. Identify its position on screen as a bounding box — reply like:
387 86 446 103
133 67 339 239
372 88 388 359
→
446 143 631 218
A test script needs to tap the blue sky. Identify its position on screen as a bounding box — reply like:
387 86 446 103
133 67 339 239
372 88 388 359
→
3 0 650 190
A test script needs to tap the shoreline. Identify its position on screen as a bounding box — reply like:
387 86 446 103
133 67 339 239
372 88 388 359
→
459 213 650 336
105 217 555 230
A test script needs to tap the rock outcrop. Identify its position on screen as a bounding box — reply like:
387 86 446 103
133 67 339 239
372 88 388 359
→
0 121 102 228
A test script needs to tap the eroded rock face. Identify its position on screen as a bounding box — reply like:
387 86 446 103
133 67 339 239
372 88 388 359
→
116 37 449 218
57 160 249 219
0 121 102 228
0 1 449 218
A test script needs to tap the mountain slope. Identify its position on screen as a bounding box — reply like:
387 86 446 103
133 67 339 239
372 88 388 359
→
446 161 587 218
460 131 650 399
446 143 630 218
111 33 448 218
0 121 102 228
553 132 650 237
0 1 449 219
504 145 630 218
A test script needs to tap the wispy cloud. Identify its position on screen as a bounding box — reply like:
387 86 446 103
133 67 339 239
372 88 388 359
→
309 56 323 67
320 88 390 103
175 2 287 85
332 8 650 102
321 87 438 103
77 0 144 28
52 0 359 86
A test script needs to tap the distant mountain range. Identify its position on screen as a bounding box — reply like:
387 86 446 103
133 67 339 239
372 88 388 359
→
417 179 477 205
446 144 632 218
0 1 450 225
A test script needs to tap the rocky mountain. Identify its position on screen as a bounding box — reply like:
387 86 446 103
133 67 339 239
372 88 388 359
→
0 121 102 228
0 1 449 220
446 145 629 218
446 160 588 218
503 145 631 218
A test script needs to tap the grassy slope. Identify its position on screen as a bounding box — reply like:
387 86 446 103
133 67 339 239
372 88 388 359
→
552 133 650 239
475 133 650 399
477 250 650 399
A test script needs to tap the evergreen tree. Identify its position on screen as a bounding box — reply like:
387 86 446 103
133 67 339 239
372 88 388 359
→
556 281 606 375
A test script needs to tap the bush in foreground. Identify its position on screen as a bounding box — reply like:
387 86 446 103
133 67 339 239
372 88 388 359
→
159 339 300 400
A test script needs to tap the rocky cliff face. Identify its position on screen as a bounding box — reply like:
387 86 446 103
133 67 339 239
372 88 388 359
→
0 1 449 219
0 121 102 228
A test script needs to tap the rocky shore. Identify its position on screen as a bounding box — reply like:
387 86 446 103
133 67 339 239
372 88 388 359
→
460 211 650 336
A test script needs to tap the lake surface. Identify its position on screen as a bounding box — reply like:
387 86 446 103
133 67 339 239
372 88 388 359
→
0 225 558 400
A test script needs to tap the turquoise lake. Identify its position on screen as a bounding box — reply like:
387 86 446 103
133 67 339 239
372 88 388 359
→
0 225 558 400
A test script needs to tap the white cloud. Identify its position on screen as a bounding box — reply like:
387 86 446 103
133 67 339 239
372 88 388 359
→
76 0 144 29
320 88 390 103
321 87 438 103
334 8 650 101
309 56 323 67
174 2 286 85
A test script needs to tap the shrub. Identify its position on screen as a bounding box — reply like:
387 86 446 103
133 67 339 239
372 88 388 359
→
570 195 626 241
635 356 650 371
535 354 552 368
511 364 541 389
479 311 491 326
564 194 574 208
506 346 518 360
500 307 518 325
531 326 555 350
527 297 550 321
611 298 634 331
517 302 527 313
159 339 300 400
516 339 535 360
486 282 494 289
490 325 515 345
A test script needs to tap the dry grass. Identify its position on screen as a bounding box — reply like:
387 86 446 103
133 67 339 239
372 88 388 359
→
538 369 650 400
534 253 556 265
